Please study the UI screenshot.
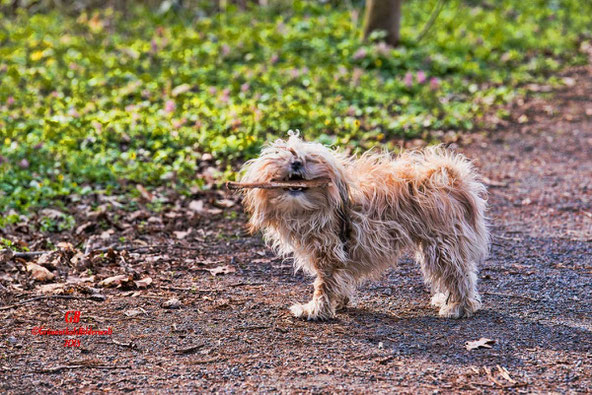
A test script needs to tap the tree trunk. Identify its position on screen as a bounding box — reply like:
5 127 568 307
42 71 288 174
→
363 0 403 46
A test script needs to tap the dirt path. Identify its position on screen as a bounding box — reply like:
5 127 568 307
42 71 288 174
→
2 67 591 393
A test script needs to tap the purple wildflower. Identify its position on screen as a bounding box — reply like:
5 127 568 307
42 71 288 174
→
404 72 413 88
353 48 367 60
429 77 440 90
417 70 426 84
164 100 176 114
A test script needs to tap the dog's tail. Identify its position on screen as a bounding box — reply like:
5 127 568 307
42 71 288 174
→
420 147 490 262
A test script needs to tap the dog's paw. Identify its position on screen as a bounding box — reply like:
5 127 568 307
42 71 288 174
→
430 293 448 308
438 297 481 319
290 301 334 321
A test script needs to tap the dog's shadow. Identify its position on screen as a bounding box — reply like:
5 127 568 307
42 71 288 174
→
335 306 591 367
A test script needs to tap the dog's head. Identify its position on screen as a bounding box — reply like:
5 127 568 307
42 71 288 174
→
239 133 351 234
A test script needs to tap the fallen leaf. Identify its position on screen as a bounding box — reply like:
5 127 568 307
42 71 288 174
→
206 265 236 276
70 252 86 265
37 283 65 294
124 308 144 317
517 114 528 124
189 200 205 213
176 344 205 354
214 199 235 208
134 277 153 288
26 263 55 282
56 242 75 252
136 184 154 202
66 275 95 284
75 222 95 234
174 230 191 239
37 251 61 268
465 338 495 350
162 298 181 309
98 274 131 288
100 229 114 240
39 209 64 219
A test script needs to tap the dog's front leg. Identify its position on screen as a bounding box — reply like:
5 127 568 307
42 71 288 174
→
290 271 337 320
290 249 354 321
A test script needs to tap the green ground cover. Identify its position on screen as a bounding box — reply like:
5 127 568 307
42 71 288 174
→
0 0 590 221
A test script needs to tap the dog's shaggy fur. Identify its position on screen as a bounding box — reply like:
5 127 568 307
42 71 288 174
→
240 133 489 320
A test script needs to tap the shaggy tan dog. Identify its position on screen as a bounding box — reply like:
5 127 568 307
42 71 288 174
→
240 133 489 320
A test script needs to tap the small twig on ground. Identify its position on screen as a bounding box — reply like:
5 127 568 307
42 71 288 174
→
175 344 205 354
229 282 266 288
112 339 137 350
0 295 84 311
483 291 539 302
34 364 131 374
7 251 46 258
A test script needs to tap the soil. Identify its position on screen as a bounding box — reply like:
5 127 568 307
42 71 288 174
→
1 66 591 393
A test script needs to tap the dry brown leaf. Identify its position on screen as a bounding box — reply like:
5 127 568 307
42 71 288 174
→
124 308 144 317
100 229 114 240
189 200 205 213
39 208 64 219
37 283 65 294
37 251 61 268
70 252 86 265
98 274 131 288
214 199 235 208
136 184 154 202
75 222 94 234
56 242 75 252
206 265 236 276
26 262 55 282
134 277 153 288
465 337 495 350
174 230 191 239
162 298 181 309
66 275 95 284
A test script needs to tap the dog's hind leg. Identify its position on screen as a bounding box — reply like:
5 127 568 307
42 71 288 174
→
417 239 481 318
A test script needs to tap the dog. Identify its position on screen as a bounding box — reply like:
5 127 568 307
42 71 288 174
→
239 133 489 320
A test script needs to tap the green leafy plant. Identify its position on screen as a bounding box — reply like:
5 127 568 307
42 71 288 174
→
0 0 590 215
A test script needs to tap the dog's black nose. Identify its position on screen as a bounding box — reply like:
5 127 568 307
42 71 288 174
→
291 160 303 171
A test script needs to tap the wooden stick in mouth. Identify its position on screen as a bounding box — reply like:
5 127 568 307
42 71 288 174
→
226 177 331 190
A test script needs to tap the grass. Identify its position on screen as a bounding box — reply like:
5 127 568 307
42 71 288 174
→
0 0 590 220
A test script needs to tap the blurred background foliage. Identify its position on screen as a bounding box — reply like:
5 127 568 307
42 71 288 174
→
0 0 591 218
